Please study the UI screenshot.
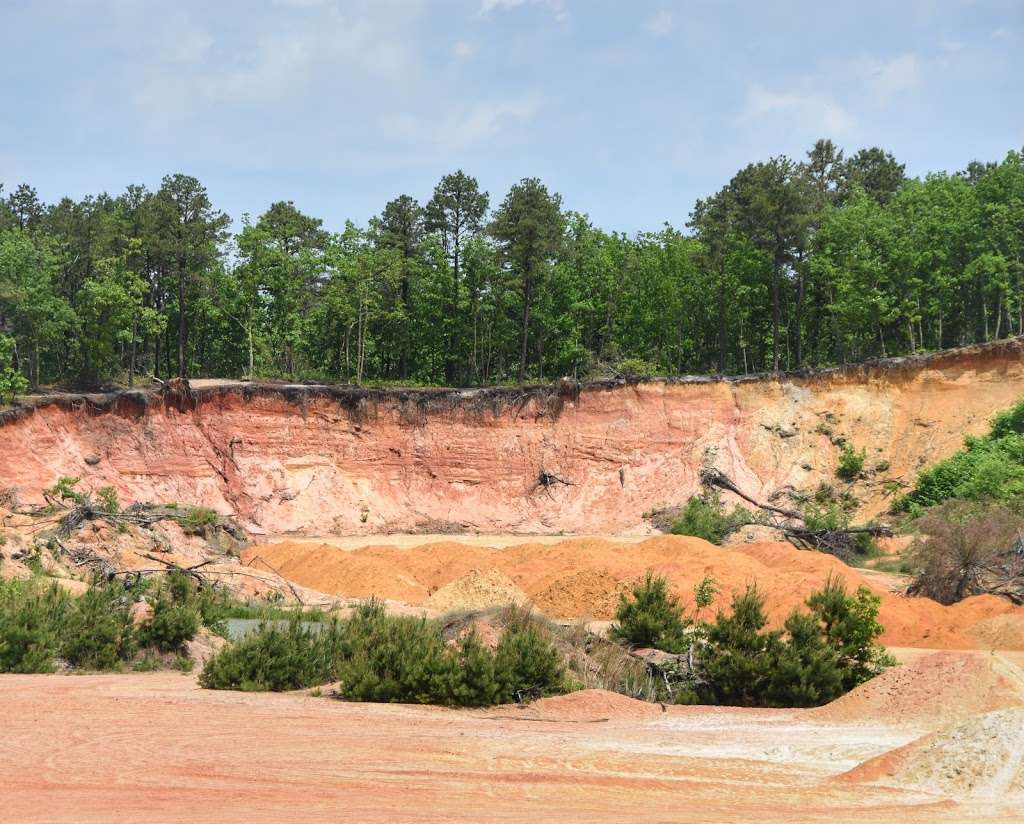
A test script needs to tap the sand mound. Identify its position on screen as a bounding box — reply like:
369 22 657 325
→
511 689 664 722
243 536 1024 650
812 651 1024 726
970 613 1024 650
425 568 529 613
530 568 634 620
842 709 1024 797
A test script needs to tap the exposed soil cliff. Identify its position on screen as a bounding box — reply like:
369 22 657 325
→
2 339 1023 535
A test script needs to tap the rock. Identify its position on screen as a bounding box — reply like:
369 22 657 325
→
83 455 101 466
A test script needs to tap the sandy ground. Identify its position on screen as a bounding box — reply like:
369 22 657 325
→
4 663 1022 824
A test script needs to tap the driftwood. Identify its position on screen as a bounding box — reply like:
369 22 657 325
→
699 467 892 559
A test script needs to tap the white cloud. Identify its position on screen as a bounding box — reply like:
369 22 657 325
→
453 40 478 60
742 84 855 135
440 95 543 149
863 54 922 102
479 0 566 20
991 27 1011 40
645 10 673 37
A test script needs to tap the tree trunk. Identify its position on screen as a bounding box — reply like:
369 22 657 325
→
177 265 187 379
716 278 727 374
519 271 531 384
771 260 781 371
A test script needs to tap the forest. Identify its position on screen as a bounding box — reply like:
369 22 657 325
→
1 139 1023 391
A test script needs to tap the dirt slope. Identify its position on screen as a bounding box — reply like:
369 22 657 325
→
1 340 1023 535
241 535 1024 649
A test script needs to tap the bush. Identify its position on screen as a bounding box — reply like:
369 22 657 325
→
670 490 753 545
0 335 29 404
200 601 566 706
697 578 891 707
199 617 332 691
614 358 659 379
904 500 1024 604
836 444 866 480
178 506 220 535
96 486 120 514
895 398 1024 513
141 598 200 653
61 585 137 670
609 572 689 653
0 578 71 673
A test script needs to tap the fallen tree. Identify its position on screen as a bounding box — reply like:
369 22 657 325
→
698 468 892 561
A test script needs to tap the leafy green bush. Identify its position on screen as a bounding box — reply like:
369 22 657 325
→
615 358 659 379
896 398 1024 513
836 444 866 480
670 490 753 544
609 572 689 653
0 335 29 404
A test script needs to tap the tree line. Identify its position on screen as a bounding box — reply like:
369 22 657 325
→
1 140 1022 390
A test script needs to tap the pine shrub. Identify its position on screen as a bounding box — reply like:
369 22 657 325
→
609 572 689 653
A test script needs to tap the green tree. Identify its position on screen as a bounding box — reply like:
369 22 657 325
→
424 171 490 384
153 174 230 379
490 178 565 383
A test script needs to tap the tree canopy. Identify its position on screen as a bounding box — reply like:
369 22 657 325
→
1 142 1022 391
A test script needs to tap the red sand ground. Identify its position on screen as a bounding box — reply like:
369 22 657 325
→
242 535 1024 650
4 658 1024 824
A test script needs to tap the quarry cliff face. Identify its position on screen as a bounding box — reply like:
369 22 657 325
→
3 340 1023 536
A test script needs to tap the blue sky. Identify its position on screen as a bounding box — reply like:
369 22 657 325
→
1 0 1021 233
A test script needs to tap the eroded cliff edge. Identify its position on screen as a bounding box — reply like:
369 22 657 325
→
3 339 1023 535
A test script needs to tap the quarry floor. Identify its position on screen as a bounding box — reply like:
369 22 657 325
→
2 662 1019 824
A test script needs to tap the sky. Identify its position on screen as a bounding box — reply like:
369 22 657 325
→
1 0 1022 233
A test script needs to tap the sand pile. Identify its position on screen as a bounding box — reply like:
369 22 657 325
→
242 536 1024 649
812 651 1024 726
530 568 634 620
425 568 529 613
496 689 664 722
842 709 1024 797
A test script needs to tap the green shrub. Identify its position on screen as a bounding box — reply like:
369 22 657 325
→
0 578 71 672
696 578 892 708
141 598 200 653
178 507 219 535
199 617 332 691
670 490 752 544
0 335 29 404
836 444 866 480
43 476 86 506
614 358 659 379
494 624 564 701
96 486 120 514
803 501 877 558
60 585 137 670
896 398 1024 513
200 601 566 706
609 572 689 653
